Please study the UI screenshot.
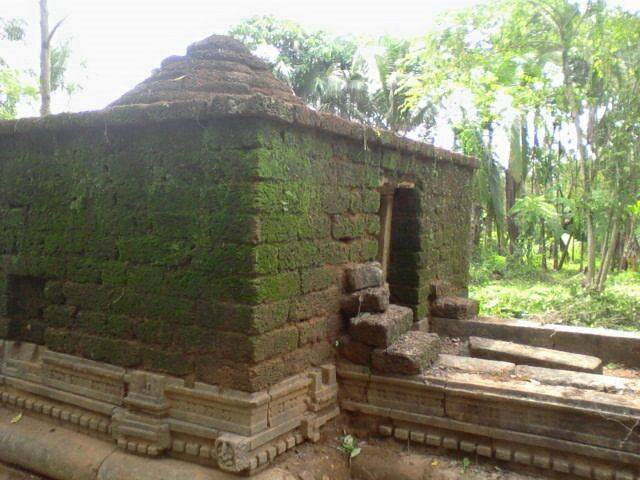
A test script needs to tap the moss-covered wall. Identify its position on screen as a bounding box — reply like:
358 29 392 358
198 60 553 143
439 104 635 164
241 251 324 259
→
0 114 474 392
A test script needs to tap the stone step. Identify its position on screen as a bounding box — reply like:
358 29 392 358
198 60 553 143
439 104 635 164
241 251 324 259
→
341 284 390 317
372 331 441 375
430 296 478 319
431 315 640 367
349 304 413 348
345 262 384 292
469 336 604 374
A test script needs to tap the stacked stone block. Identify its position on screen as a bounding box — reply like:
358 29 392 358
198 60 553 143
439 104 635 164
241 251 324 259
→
339 262 441 375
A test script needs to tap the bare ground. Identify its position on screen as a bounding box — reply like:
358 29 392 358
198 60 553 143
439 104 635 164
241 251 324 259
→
274 417 550 480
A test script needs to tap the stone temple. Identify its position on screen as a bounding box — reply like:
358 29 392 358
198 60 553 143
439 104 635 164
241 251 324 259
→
0 35 638 480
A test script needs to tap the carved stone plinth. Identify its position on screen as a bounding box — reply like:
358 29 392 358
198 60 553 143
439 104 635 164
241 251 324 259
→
338 359 640 478
0 340 338 475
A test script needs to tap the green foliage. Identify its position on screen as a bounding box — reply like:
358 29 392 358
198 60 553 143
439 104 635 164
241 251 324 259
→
0 17 38 119
399 0 639 288
471 262 640 330
338 434 361 459
0 15 82 118
51 38 83 96
229 16 434 132
509 196 561 234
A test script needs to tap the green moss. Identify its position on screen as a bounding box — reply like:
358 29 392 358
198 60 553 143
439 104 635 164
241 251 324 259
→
43 305 77 328
252 272 300 303
101 261 128 286
126 265 166 293
278 241 319 271
62 282 113 310
300 267 336 293
44 281 65 304
331 215 366 240
66 258 102 284
141 348 193 376
78 311 133 339
362 190 380 213
259 214 300 243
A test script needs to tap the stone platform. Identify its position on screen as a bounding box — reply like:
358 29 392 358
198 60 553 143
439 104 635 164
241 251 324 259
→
0 340 338 476
338 356 640 479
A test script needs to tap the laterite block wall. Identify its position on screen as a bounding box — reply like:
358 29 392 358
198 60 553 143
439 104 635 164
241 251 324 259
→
0 113 474 392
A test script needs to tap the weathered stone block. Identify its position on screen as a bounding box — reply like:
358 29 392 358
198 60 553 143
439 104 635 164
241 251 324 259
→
469 336 603 374
430 296 478 319
428 279 456 300
340 284 390 318
349 304 413 348
338 335 373 366
345 262 383 292
371 331 441 375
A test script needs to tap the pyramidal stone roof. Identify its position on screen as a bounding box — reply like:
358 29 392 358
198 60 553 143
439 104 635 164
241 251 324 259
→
110 34 303 107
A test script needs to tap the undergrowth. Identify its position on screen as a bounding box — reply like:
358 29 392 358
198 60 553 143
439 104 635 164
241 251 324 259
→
469 249 640 331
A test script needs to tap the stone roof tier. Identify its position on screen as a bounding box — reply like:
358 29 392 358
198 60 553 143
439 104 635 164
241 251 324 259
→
110 35 303 107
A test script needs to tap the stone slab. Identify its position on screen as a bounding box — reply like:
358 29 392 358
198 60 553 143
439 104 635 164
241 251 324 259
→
0 407 295 480
430 297 478 319
469 337 603 373
340 284 390 317
514 365 639 394
98 450 296 480
345 262 384 292
349 305 413 348
431 316 640 366
372 331 441 375
0 407 116 480
433 354 515 375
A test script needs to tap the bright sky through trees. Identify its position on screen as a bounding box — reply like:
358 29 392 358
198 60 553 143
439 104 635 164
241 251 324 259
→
6 0 636 117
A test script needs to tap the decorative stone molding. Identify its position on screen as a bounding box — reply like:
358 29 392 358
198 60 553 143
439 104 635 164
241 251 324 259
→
0 340 338 474
378 424 637 480
338 361 640 478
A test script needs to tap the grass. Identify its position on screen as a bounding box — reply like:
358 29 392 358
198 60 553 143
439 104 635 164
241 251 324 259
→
469 251 640 331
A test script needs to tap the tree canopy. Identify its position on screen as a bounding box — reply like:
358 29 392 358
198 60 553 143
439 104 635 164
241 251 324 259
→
230 1 640 290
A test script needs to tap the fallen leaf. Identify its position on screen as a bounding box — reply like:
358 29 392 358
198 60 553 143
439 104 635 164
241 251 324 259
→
10 412 23 424
431 459 439 466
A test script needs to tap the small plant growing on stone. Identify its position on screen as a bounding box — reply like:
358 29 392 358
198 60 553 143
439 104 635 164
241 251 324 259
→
461 457 472 473
339 434 361 461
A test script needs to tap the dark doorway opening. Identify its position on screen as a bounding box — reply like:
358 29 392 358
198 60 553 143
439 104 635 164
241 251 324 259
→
378 185 421 309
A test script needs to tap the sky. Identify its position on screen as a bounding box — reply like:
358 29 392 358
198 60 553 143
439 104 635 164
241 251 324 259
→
3 0 638 154
4 0 488 115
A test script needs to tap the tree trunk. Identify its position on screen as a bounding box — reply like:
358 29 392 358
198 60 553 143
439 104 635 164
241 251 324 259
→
505 171 519 254
621 215 638 271
562 46 596 288
39 0 51 116
558 233 573 270
596 217 619 292
540 220 547 271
